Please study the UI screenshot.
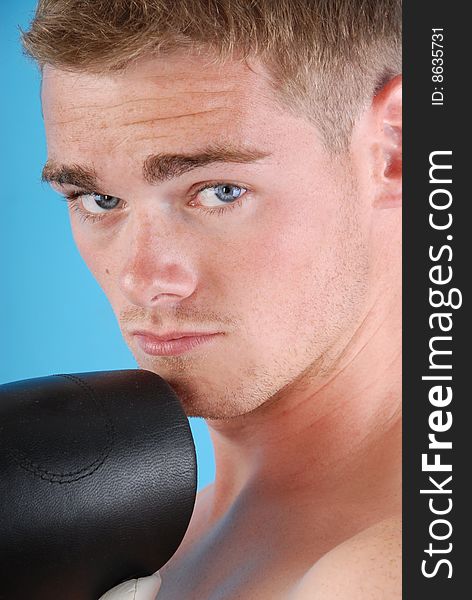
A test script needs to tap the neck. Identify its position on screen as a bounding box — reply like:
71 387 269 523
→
205 283 401 526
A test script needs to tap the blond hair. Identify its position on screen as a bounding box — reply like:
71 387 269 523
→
22 0 402 151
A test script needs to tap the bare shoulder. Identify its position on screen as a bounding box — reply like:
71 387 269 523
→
288 515 401 600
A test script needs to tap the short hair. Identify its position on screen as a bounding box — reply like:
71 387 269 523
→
22 0 402 152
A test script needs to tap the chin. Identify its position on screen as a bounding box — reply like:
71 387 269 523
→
167 380 244 419
131 355 252 418
166 372 278 420
132 354 284 419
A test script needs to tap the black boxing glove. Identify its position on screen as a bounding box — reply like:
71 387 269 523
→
0 369 197 600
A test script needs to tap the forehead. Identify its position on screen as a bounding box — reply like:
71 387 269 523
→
41 54 291 164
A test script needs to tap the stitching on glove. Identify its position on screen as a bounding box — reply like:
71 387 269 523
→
8 374 115 483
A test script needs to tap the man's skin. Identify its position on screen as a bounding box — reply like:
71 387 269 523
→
41 51 402 599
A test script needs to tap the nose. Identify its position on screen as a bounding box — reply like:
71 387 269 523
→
118 216 198 308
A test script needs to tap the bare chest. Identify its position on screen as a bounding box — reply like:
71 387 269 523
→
155 528 318 600
154 487 348 599
157 556 303 600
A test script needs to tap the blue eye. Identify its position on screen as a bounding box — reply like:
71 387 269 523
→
81 193 121 213
198 184 246 207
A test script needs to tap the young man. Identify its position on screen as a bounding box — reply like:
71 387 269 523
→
23 1 402 598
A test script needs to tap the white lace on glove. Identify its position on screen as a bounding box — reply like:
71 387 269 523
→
99 572 162 600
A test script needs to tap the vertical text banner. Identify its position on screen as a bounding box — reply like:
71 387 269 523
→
404 1 469 598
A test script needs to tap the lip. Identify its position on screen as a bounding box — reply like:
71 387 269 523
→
132 330 222 357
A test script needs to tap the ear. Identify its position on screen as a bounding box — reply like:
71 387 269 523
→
367 75 402 209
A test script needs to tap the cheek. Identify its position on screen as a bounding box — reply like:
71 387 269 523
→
71 224 96 270
228 202 332 297
226 196 368 345
214 214 316 343
71 225 119 298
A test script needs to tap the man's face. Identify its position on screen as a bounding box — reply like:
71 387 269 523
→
42 53 371 418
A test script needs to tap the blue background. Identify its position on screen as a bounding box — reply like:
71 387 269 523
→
0 0 215 491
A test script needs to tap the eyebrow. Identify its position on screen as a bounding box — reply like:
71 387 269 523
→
41 162 98 189
41 144 271 189
142 145 270 184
